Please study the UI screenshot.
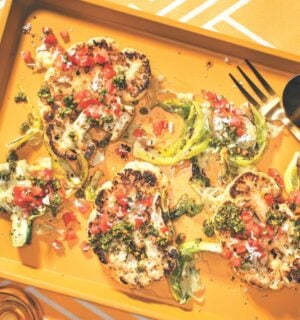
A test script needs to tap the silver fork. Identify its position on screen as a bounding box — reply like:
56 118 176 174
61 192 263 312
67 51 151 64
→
229 59 300 141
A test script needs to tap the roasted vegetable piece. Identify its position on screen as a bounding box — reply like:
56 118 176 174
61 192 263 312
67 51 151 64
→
169 240 221 304
133 98 210 165
202 170 300 290
229 105 268 166
38 37 151 186
88 161 178 287
169 194 203 221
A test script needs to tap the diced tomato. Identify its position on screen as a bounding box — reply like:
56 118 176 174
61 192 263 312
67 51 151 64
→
74 199 92 214
113 104 121 117
134 217 144 230
65 228 77 241
202 90 218 106
267 168 284 188
246 221 263 238
59 31 70 43
83 106 101 119
247 238 260 248
160 226 169 233
13 186 30 206
241 211 253 223
202 90 229 111
89 223 100 235
21 50 34 65
229 115 245 136
264 194 275 206
276 226 283 237
216 108 228 118
67 53 80 66
13 185 43 209
94 54 107 65
62 212 77 227
102 64 116 79
230 115 242 128
231 256 242 268
43 34 58 45
75 89 89 101
84 98 101 109
214 100 228 112
55 54 71 71
252 223 264 238
236 127 245 137
133 127 145 138
77 46 88 56
140 197 153 207
233 242 247 254
99 213 111 234
75 90 101 109
153 120 168 136
42 168 54 180
221 246 233 259
68 45 97 67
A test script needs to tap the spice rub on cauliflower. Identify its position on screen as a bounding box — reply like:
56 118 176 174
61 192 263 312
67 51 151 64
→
203 171 300 290
38 34 151 162
88 161 178 287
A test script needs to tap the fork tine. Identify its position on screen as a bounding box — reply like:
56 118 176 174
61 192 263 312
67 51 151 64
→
237 66 268 103
245 59 275 95
229 73 260 107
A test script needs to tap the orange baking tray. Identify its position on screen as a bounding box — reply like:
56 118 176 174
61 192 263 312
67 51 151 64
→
0 1 299 319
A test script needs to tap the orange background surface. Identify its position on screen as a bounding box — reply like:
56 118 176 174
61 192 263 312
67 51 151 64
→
0 1 299 320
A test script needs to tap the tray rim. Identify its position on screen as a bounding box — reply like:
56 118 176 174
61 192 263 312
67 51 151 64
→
1 0 300 72
0 1 299 319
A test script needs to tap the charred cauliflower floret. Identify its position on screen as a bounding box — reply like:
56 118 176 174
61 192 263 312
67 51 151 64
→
38 37 151 164
113 48 151 102
88 161 178 288
203 170 300 290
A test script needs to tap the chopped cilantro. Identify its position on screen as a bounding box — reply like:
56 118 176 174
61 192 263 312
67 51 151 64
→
112 72 126 89
266 210 287 226
14 91 28 103
214 202 245 235
38 86 51 98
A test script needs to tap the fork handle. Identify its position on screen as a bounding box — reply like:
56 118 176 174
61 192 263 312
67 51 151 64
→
277 110 300 141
